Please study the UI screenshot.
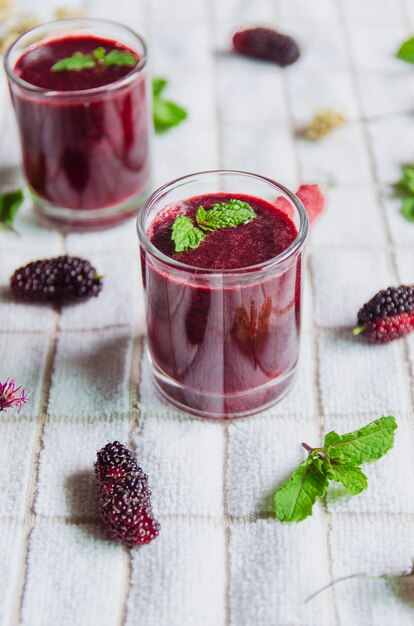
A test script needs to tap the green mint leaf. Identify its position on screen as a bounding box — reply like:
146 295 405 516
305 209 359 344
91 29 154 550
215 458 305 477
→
152 77 168 98
171 215 206 253
396 37 414 63
274 453 328 522
0 188 24 230
152 76 187 133
93 47 106 61
103 50 137 67
401 197 414 222
51 52 96 72
153 97 187 133
196 199 256 231
323 415 397 465
398 165 414 195
324 459 368 495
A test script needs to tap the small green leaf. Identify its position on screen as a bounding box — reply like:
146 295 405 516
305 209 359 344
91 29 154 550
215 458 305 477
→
103 50 137 67
152 76 187 133
398 165 414 195
93 47 106 61
401 197 414 222
152 77 168 98
0 188 24 230
324 459 368 495
274 454 328 522
195 199 256 231
323 416 397 465
396 37 414 63
171 215 206 253
153 98 187 133
51 52 96 72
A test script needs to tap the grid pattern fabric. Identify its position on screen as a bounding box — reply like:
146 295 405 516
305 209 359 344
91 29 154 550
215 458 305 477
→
1 0 414 625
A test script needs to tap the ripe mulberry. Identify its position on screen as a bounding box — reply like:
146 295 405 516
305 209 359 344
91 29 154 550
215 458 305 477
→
354 285 414 343
233 27 300 67
10 255 102 303
94 441 160 546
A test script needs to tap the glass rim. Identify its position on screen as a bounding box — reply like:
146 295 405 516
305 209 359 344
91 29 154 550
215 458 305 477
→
137 169 309 276
4 17 147 98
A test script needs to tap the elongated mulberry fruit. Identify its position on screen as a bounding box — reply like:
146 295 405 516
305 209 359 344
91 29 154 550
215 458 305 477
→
10 255 102 303
94 441 160 546
233 27 300 67
354 285 414 343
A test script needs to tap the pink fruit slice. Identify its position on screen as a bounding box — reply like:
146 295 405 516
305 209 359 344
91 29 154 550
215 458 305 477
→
275 184 326 225
296 184 326 224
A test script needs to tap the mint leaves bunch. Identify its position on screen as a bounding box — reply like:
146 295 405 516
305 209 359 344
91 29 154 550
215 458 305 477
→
396 165 414 222
152 77 187 133
51 47 137 72
275 416 397 522
171 199 256 253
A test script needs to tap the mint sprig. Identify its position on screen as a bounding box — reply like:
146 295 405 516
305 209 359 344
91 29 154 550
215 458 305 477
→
0 188 24 232
171 199 256 253
152 77 187 133
275 453 328 522
51 48 137 72
396 37 414 63
274 416 397 522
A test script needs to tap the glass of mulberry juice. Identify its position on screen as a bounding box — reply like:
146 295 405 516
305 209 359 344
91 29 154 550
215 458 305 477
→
4 18 150 230
137 170 308 419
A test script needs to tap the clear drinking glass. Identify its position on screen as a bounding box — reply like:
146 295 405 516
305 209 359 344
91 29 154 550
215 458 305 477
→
4 18 151 230
137 170 308 419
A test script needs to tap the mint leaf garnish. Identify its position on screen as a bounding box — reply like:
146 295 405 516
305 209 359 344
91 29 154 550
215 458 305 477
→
152 76 188 133
51 52 96 72
396 37 414 63
323 415 397 465
103 49 137 67
274 416 397 522
51 48 137 72
274 453 328 522
93 47 106 61
0 188 24 231
324 459 367 495
171 215 205 253
196 199 256 231
171 200 256 252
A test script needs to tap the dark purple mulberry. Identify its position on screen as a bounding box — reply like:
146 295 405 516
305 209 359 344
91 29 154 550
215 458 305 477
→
95 442 160 546
233 27 300 67
10 255 102 303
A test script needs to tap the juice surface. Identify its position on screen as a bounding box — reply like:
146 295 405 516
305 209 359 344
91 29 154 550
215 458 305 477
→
149 193 298 270
14 35 138 91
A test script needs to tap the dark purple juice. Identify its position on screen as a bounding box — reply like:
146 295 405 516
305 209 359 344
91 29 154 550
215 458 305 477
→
143 192 303 418
10 34 150 227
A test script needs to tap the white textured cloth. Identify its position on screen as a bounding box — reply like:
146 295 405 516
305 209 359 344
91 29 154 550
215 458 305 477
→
1 0 414 625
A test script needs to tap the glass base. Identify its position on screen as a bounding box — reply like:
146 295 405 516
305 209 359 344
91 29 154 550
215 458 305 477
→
31 186 150 232
148 354 298 420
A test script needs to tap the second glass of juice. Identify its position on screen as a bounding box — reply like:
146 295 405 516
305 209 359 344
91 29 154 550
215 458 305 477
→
138 170 308 419
5 18 150 230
